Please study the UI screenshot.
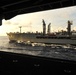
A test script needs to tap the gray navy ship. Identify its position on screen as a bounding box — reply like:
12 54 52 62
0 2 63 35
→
7 19 76 45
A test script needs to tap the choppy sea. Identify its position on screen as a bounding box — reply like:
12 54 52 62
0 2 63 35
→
0 36 76 61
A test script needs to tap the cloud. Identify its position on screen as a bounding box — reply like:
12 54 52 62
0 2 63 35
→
2 19 21 26
2 19 12 25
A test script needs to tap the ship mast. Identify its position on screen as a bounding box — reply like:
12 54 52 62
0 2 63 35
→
19 26 22 33
67 20 73 36
47 23 51 34
42 19 46 35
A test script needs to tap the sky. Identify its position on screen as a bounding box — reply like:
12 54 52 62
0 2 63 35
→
0 6 76 36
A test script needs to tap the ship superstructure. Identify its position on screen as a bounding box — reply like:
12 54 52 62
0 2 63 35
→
7 20 76 45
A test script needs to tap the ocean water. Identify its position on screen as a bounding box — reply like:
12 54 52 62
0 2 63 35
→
0 36 76 61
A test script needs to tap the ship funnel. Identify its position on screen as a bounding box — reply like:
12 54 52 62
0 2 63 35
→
47 23 51 34
67 20 73 36
42 19 46 35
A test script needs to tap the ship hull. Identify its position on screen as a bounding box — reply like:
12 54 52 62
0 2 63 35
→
7 33 76 45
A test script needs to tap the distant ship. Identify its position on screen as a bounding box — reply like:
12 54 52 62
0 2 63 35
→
7 19 76 45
